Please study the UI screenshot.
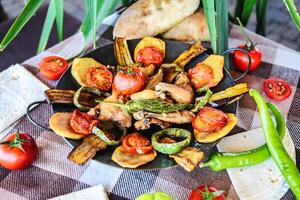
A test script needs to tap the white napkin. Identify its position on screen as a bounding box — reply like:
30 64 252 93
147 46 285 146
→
48 184 109 200
0 64 48 133
217 128 295 200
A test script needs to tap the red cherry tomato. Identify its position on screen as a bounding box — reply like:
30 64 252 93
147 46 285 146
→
0 131 38 170
136 46 164 66
112 66 145 95
39 56 68 80
233 44 262 72
188 185 225 200
192 107 228 133
188 63 214 89
70 110 99 135
263 78 292 101
122 133 153 154
85 66 113 91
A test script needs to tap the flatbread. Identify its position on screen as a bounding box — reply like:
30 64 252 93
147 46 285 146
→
112 146 157 168
113 0 200 39
163 9 210 42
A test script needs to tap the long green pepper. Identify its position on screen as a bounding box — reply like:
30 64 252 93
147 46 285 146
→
249 89 300 200
200 102 285 171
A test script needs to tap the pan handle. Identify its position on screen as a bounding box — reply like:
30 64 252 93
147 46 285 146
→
221 47 251 82
26 100 52 131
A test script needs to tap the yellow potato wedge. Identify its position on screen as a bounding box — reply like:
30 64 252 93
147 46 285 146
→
209 83 249 102
49 112 85 140
71 58 103 86
112 146 157 168
194 113 237 143
201 55 224 87
134 37 165 63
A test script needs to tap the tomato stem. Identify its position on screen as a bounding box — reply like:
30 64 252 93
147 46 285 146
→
236 17 257 50
197 185 224 200
0 129 26 152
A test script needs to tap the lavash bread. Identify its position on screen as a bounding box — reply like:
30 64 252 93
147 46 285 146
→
113 0 200 39
163 9 210 42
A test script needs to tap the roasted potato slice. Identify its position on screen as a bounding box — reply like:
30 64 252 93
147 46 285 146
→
194 113 237 143
202 55 224 88
68 134 107 165
49 112 85 140
71 58 103 86
112 146 157 168
134 37 166 63
170 147 204 172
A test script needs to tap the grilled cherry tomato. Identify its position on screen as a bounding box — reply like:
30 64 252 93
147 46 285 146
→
112 66 145 95
70 110 98 135
192 107 228 133
136 46 164 66
189 185 225 200
188 63 214 89
233 44 262 72
263 78 291 101
0 131 38 170
39 56 68 80
85 66 113 91
122 133 153 154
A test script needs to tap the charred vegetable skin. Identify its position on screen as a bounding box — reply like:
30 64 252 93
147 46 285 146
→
114 37 134 66
97 99 192 113
152 128 191 154
73 86 110 111
191 89 212 113
249 89 300 199
200 102 285 171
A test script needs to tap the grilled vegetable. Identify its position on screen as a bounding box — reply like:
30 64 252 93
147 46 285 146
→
169 147 204 172
92 121 126 146
191 89 212 113
122 133 153 154
200 103 285 171
152 128 191 154
69 110 99 135
164 40 206 83
134 37 165 66
136 192 173 200
45 89 75 104
114 37 134 66
73 86 110 111
97 99 192 113
68 134 107 165
249 89 300 199
111 146 157 168
49 112 85 140
209 83 248 102
71 57 104 86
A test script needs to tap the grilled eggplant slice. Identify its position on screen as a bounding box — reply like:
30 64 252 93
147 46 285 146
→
112 146 157 168
170 147 204 172
45 89 75 104
68 134 107 165
164 40 206 83
114 37 134 66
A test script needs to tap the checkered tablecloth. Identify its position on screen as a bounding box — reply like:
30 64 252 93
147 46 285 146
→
0 12 300 200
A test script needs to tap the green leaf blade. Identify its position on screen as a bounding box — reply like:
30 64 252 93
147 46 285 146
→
256 0 268 35
283 0 300 31
202 0 217 54
241 0 256 25
216 0 229 56
0 0 44 51
86 0 97 49
37 0 56 53
54 0 64 41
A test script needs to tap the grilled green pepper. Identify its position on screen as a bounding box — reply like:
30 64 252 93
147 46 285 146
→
92 121 126 146
249 89 300 200
200 102 285 171
152 128 191 154
191 89 212 113
73 86 110 111
97 99 192 113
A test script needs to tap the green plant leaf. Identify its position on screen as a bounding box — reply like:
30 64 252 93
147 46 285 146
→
234 0 245 20
255 0 268 35
283 0 300 31
54 0 64 41
241 0 256 26
37 0 56 53
0 0 44 51
86 0 97 49
216 0 229 56
202 0 217 54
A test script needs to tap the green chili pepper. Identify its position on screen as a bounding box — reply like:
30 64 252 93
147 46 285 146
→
200 102 285 171
96 99 192 113
92 121 126 146
191 89 212 113
249 89 300 199
73 86 110 111
136 192 173 200
151 128 191 154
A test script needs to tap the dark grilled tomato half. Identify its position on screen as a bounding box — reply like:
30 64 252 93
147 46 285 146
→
70 109 99 135
122 133 153 154
136 46 164 66
85 66 113 91
263 78 291 101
